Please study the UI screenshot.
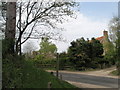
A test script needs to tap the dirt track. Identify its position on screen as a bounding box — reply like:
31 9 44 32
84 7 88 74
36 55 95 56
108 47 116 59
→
47 66 118 79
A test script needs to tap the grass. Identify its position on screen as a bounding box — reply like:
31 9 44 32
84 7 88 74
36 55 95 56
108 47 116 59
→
3 56 77 88
109 70 120 76
22 60 77 88
43 67 56 71
45 67 102 72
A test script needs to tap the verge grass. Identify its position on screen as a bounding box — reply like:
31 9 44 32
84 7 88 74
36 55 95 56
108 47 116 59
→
109 70 120 76
3 56 77 88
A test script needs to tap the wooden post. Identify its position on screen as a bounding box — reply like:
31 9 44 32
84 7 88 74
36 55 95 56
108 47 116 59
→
56 53 59 78
60 74 62 80
48 82 52 89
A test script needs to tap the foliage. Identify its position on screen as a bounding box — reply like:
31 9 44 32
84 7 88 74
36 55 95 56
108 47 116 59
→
37 37 116 71
33 37 57 67
59 52 70 70
2 55 24 88
102 31 116 65
39 37 57 54
1 1 79 54
15 1 79 54
67 37 104 70
3 55 77 88
39 37 57 59
108 17 120 56
2 39 16 57
90 38 103 57
110 70 120 76
22 60 77 88
109 17 120 43
109 17 120 70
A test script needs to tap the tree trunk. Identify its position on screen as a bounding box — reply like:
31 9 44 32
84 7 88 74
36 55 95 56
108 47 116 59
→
5 2 16 54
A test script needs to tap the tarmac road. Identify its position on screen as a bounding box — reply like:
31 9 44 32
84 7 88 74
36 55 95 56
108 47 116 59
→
53 72 119 88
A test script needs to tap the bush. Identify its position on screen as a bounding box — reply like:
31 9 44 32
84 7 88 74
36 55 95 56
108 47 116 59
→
2 39 15 58
2 55 25 88
3 55 77 88
33 57 57 69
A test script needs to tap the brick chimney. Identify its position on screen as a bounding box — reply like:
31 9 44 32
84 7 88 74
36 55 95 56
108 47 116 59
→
103 30 108 38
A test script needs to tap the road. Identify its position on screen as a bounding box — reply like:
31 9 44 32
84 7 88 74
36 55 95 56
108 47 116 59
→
53 72 119 88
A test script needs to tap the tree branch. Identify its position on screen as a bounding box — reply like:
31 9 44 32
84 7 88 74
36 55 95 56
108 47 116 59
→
21 21 37 45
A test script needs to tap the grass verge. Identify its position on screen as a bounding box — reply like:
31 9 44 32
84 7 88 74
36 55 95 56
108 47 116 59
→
3 56 77 88
109 70 120 76
22 60 77 88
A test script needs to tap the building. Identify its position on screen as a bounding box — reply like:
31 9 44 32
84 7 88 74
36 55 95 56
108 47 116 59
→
95 30 112 55
96 30 109 44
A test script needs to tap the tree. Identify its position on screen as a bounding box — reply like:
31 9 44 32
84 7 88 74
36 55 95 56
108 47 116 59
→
4 2 16 54
15 1 78 54
90 38 103 58
68 38 88 70
0 1 79 54
39 37 57 54
59 52 69 70
35 37 57 64
109 17 120 44
108 17 120 73
67 37 104 70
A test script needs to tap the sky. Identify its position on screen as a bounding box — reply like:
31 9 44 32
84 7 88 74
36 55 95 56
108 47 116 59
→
22 2 118 53
80 2 118 21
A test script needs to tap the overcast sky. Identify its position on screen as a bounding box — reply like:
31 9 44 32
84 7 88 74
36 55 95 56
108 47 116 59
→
22 2 118 53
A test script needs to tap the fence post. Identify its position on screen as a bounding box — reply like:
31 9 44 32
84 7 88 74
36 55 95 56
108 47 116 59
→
48 82 52 90
56 53 59 78
60 74 62 80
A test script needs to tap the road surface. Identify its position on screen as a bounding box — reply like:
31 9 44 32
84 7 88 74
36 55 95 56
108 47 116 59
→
53 72 119 88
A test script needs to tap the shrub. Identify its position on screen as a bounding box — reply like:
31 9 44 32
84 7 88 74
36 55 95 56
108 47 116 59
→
2 55 25 88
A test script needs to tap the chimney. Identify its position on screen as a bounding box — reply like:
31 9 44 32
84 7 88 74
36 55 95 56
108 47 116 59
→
103 30 108 38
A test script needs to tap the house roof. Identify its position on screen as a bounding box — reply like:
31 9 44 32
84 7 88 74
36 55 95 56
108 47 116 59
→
96 36 104 41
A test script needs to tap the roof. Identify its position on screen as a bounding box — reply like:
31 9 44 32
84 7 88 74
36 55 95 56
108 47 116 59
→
96 36 104 41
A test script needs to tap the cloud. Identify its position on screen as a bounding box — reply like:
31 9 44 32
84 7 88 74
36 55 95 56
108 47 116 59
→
54 12 109 53
22 12 109 53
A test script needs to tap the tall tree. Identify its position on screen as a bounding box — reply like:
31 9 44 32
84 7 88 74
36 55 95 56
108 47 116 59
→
109 17 120 44
108 17 120 73
39 37 57 54
0 1 79 54
68 37 103 70
90 38 103 58
5 2 16 54
15 1 78 54
34 37 57 62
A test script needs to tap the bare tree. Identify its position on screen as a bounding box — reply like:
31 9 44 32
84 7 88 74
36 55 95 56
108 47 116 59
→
16 0 78 54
